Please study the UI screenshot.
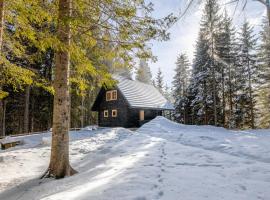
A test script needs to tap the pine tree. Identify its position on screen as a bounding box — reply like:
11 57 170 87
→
136 59 152 84
155 68 164 93
188 31 211 125
215 11 237 127
257 19 270 128
234 21 258 129
46 0 76 178
172 53 190 123
188 0 222 126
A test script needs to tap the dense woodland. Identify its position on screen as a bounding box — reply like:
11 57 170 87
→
172 0 270 129
0 0 269 138
0 0 176 137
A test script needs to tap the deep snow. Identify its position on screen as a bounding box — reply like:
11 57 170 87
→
0 117 270 200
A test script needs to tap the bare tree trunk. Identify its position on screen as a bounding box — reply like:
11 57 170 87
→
222 67 226 127
23 85 30 133
0 0 5 137
1 99 6 136
30 95 35 132
0 0 3 50
80 95 84 128
247 60 255 129
45 0 76 179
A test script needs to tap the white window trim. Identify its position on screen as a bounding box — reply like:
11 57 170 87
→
106 90 117 101
104 110 109 118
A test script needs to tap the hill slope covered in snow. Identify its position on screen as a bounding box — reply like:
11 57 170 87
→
0 117 270 200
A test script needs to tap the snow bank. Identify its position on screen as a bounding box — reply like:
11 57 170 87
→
138 116 270 163
1 118 270 200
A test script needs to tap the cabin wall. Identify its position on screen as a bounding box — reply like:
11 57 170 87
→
98 88 129 127
126 108 163 127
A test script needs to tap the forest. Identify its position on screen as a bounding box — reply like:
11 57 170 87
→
0 0 269 139
172 0 270 129
0 0 176 136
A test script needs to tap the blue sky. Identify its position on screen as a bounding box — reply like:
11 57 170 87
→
145 0 266 87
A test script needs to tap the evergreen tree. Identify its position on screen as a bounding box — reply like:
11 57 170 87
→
257 19 270 128
188 31 211 125
172 53 190 123
234 21 258 129
155 68 164 93
136 59 152 84
188 0 222 126
215 11 237 127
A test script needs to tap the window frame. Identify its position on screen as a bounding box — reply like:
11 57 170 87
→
112 90 117 100
104 110 109 118
106 90 117 101
112 109 118 117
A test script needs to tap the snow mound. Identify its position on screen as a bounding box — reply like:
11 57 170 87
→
81 125 98 131
137 116 270 163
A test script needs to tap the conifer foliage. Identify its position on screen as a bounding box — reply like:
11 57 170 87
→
136 59 153 84
172 53 190 123
172 0 268 129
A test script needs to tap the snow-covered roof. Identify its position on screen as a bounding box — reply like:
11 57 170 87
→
114 76 174 110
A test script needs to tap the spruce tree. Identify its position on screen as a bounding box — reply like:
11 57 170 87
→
257 19 270 128
235 21 258 129
136 59 152 84
172 53 190 123
156 68 164 93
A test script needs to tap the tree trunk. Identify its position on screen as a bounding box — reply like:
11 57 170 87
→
247 60 255 129
23 85 30 133
0 0 5 137
45 0 76 179
80 95 84 128
222 67 226 127
0 0 4 50
1 99 6 136
228 65 233 127
266 0 270 26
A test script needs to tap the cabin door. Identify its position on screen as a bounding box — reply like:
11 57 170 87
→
139 110 145 121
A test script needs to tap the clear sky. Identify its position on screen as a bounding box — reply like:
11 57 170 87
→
146 0 266 87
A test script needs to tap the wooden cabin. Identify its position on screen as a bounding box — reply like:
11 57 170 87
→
91 76 174 128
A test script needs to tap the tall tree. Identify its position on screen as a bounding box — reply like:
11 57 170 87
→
136 59 152 84
172 53 190 123
0 0 5 137
257 18 270 128
155 68 164 93
46 0 76 178
234 21 258 129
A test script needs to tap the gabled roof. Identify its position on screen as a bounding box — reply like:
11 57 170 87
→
115 76 174 110
92 75 174 111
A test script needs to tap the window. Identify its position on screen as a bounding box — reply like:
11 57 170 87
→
104 110 109 118
106 92 111 101
112 90 117 100
106 90 117 101
112 109 117 117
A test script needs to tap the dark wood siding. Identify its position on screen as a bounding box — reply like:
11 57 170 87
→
98 87 129 127
126 108 162 127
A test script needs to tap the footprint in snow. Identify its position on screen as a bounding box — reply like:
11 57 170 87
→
158 191 164 197
133 197 147 200
239 185 247 191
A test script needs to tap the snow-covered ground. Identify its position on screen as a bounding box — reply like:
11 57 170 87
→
0 117 270 200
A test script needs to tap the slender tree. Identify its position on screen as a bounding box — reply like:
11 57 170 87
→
172 53 190 123
0 0 4 137
46 0 76 178
155 68 164 93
